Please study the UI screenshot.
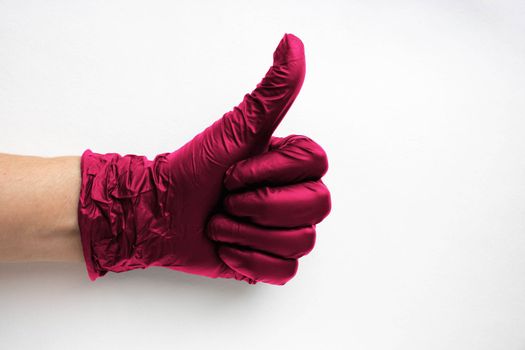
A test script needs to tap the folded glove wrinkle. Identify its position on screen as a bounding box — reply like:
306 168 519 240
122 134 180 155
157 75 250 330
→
76 34 326 285
79 150 169 279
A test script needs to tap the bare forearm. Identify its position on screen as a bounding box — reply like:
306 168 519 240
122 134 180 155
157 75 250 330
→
0 153 83 262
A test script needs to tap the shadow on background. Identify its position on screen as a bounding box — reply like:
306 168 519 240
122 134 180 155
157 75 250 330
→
0 262 262 313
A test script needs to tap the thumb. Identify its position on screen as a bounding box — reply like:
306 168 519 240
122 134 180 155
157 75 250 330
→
204 33 306 166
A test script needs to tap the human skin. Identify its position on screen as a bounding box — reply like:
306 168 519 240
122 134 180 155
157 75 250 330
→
0 35 328 284
0 147 328 268
0 153 84 262
0 149 328 269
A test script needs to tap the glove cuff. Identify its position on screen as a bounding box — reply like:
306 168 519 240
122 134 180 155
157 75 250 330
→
77 149 169 280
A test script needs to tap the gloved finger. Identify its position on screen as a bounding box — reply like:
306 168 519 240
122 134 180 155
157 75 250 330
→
198 33 306 170
224 180 331 228
218 245 298 285
224 135 328 191
208 213 315 259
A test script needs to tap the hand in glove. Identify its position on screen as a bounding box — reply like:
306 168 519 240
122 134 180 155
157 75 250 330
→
78 34 331 285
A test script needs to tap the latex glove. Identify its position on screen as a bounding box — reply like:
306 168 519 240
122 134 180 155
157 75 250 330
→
208 134 330 284
77 34 331 285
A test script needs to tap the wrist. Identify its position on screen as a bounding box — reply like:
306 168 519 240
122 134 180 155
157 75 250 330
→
0 154 83 262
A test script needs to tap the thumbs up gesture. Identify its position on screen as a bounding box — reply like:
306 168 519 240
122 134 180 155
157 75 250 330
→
77 34 331 285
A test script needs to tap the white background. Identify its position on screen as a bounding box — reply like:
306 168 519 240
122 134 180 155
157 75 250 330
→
1 1 525 349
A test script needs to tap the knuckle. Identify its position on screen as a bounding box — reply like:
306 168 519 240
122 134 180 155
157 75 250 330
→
284 225 316 259
311 147 329 176
302 227 317 255
292 136 329 176
315 181 332 221
206 216 220 240
281 259 299 285
290 226 317 258
206 214 230 240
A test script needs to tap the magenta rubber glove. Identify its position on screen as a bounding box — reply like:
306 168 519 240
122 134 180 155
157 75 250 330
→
77 34 331 285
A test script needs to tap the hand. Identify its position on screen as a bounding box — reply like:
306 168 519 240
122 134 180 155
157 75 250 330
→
78 33 331 284
208 135 330 284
